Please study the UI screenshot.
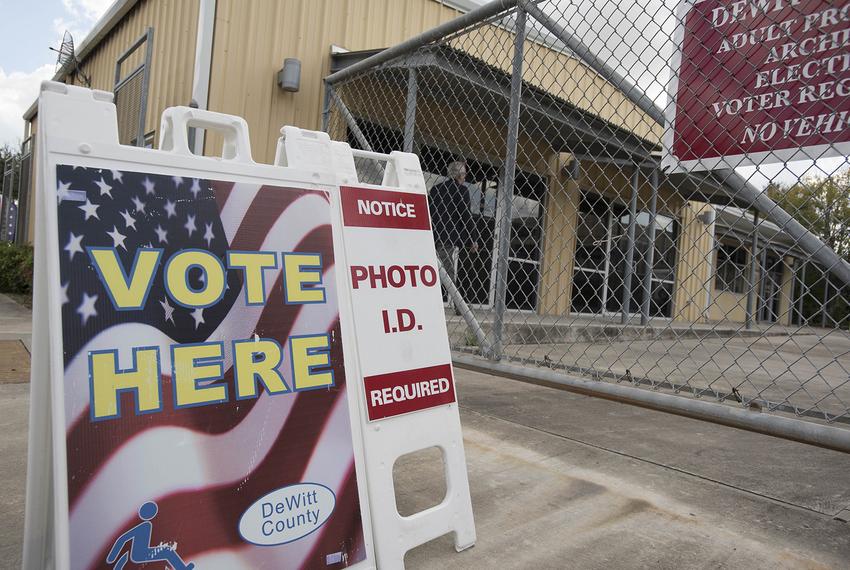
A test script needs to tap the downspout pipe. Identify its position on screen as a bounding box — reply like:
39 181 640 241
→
190 0 217 156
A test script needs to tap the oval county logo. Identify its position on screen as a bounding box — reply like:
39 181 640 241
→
238 482 336 546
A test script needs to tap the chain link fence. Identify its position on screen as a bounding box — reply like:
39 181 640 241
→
1 156 18 243
323 0 850 441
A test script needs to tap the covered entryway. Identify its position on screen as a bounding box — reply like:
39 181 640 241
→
571 191 678 318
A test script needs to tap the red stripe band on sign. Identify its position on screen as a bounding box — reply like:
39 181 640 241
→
341 186 431 230
363 363 455 420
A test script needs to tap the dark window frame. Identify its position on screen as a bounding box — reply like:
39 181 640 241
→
715 243 748 293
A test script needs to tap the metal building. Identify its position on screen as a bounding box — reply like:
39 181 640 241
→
17 0 806 328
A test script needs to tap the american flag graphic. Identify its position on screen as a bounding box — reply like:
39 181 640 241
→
54 165 367 569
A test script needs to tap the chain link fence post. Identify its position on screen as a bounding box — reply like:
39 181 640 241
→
491 5 526 361
403 68 418 154
640 168 658 327
621 168 639 324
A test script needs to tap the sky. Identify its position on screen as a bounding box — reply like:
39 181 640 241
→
0 0 845 188
0 0 112 147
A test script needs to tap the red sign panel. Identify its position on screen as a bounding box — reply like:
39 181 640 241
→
363 363 456 420
340 186 431 230
664 0 850 171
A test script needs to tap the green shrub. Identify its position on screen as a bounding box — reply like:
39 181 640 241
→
0 243 34 295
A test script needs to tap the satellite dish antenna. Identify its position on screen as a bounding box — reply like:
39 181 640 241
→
49 30 91 87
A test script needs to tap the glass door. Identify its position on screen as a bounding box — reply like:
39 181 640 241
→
571 192 678 318
504 171 546 311
571 193 611 314
605 206 631 314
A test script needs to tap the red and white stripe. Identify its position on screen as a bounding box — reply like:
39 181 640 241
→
64 182 365 569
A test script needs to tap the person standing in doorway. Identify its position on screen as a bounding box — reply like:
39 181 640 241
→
429 160 478 313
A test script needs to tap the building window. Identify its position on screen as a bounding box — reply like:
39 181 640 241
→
132 130 156 149
114 28 153 147
715 244 748 293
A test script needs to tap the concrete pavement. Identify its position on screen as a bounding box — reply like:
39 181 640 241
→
0 293 32 350
0 293 31 568
504 333 850 421
401 368 850 568
1 294 848 568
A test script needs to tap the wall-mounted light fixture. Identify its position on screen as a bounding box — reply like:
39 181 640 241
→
697 210 715 226
277 58 301 92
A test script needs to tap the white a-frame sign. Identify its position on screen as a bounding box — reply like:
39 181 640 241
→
23 81 474 570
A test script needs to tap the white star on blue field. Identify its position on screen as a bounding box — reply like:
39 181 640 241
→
55 165 241 364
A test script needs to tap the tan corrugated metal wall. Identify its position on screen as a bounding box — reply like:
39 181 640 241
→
68 0 199 141
205 0 661 164
710 289 748 322
709 252 795 325
24 0 199 243
206 0 466 163
454 25 662 143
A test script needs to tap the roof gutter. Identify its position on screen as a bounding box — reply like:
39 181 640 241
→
23 0 140 120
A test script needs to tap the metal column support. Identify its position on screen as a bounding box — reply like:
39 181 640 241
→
758 246 769 322
797 262 807 325
640 168 658 326
745 209 760 330
321 80 332 132
328 87 378 157
491 5 526 360
438 260 490 355
403 68 418 153
621 168 639 324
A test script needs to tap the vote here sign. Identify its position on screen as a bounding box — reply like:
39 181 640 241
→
663 0 850 171
339 186 457 422
54 165 366 569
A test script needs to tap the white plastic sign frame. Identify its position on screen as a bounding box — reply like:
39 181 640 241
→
326 145 477 568
23 82 377 570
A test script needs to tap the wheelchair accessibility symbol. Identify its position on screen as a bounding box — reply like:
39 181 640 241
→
106 501 194 570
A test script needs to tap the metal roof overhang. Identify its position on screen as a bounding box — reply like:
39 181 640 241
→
330 45 754 208
340 45 656 158
713 206 806 258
